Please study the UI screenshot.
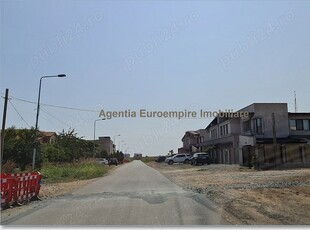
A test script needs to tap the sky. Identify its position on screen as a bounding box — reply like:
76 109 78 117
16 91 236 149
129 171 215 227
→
1 0 310 156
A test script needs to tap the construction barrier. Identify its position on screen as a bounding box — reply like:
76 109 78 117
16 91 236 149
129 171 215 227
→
0 172 42 209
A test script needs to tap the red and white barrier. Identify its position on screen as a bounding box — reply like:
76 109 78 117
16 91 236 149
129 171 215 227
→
0 172 42 209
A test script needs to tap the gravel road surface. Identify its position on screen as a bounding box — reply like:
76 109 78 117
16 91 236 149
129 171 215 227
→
147 162 310 224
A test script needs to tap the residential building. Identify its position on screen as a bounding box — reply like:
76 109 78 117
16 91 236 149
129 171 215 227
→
181 103 310 169
236 103 310 168
179 129 207 154
124 153 130 159
201 115 241 164
288 113 310 142
38 131 57 144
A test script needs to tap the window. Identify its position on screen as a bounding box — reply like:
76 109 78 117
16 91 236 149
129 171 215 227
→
296 119 303 130
219 124 229 136
290 119 296 131
199 136 204 143
291 119 310 131
210 129 217 139
303 120 309 131
254 118 263 134
243 120 251 132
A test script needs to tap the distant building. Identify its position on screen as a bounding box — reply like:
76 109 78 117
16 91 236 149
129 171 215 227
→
124 153 130 159
38 131 57 144
134 153 142 159
179 129 207 154
95 136 114 155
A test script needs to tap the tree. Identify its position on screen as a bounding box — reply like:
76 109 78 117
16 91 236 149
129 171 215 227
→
53 128 93 162
96 150 108 159
2 127 95 170
3 126 38 170
41 144 66 163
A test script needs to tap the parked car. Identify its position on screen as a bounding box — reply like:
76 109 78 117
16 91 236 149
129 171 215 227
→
108 158 119 166
165 154 191 165
190 152 210 166
155 156 166 162
98 158 108 165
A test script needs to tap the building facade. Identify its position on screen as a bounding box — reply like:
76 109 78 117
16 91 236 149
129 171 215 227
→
179 129 207 153
95 136 114 155
180 103 310 168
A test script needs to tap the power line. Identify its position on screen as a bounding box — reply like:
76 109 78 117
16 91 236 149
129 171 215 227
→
1 95 100 113
40 107 72 127
8 99 30 127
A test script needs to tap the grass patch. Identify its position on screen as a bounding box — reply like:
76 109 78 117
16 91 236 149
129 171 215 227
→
140 156 158 163
41 160 109 183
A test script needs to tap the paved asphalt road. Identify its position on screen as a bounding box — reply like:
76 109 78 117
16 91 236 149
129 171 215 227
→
3 160 229 226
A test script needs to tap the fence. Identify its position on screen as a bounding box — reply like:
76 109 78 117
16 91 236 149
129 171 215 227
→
0 172 42 209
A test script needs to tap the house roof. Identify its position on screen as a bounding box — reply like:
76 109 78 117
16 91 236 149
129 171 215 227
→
205 117 217 130
187 131 199 135
181 130 200 141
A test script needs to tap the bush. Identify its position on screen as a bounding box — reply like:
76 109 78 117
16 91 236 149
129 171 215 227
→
3 127 39 170
40 160 109 183
41 144 66 163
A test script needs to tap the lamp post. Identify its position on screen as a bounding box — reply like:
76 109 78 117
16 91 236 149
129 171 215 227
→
118 140 124 153
113 134 120 152
93 118 106 157
32 74 66 170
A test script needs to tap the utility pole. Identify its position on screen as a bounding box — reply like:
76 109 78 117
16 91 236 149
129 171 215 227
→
272 113 277 167
1 88 9 166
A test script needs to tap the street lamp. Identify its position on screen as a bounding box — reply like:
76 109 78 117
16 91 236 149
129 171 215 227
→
118 140 124 153
113 134 120 152
32 74 66 170
93 118 106 157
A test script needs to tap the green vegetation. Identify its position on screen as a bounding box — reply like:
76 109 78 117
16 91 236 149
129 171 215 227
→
41 128 94 163
2 127 95 170
140 156 157 163
2 127 122 183
40 159 109 183
3 127 36 170
2 127 122 169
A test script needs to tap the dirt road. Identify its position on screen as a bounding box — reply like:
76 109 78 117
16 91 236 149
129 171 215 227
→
148 162 310 224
